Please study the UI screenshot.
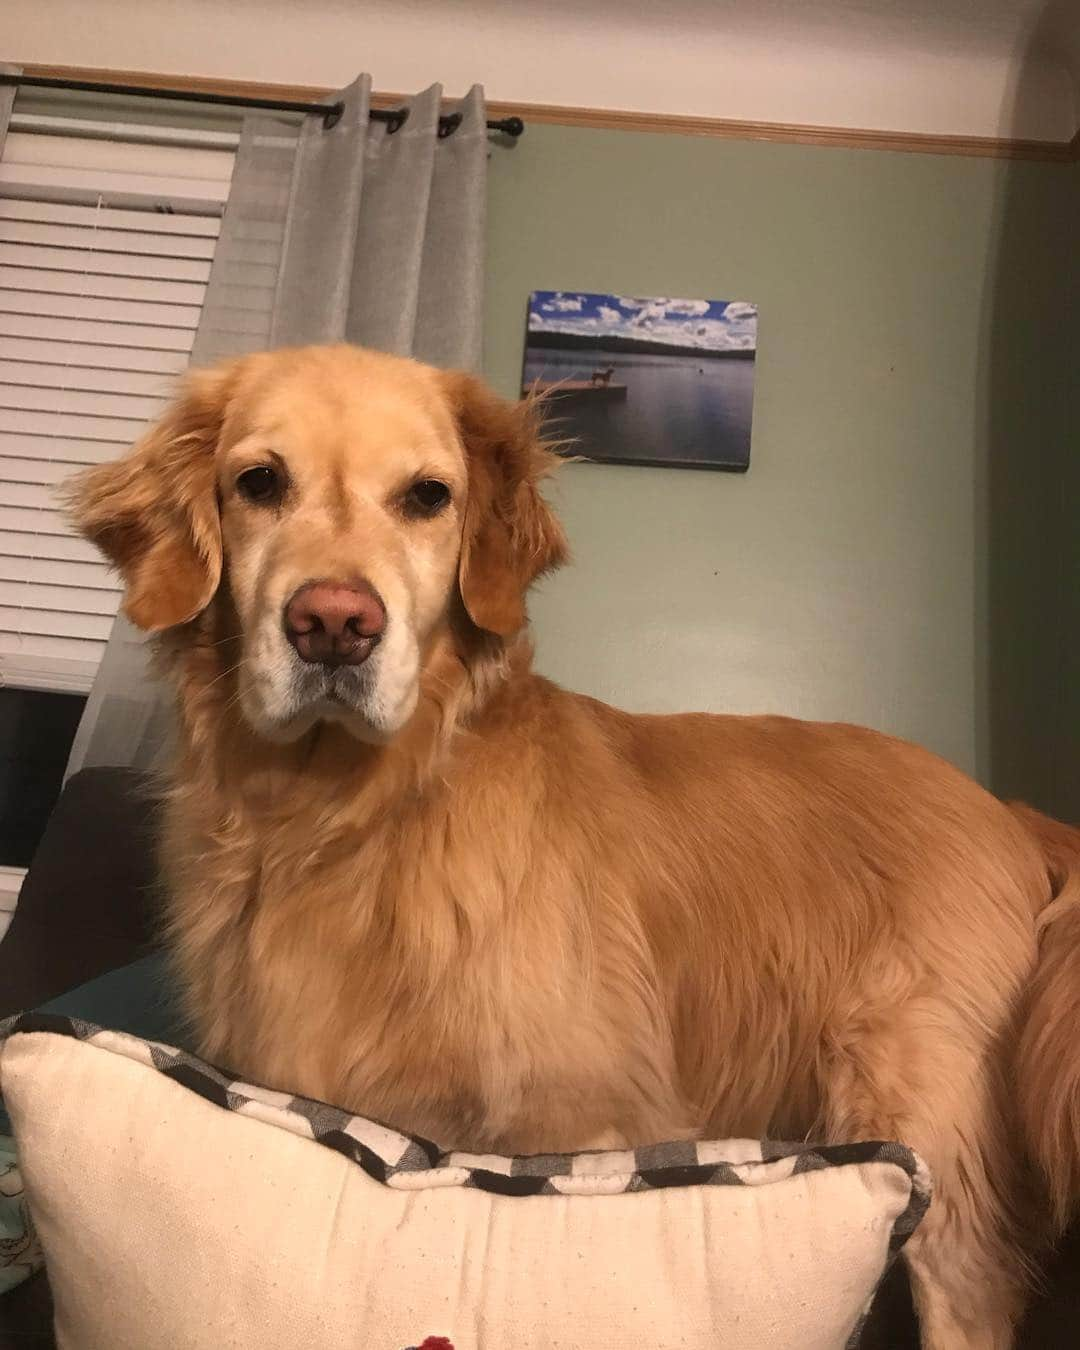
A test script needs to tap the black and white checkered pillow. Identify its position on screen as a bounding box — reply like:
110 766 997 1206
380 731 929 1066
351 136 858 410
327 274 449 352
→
0 1010 930 1223
0 1015 928 1344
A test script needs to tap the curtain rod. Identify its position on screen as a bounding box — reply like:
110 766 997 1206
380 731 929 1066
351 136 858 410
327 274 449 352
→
0 72 525 138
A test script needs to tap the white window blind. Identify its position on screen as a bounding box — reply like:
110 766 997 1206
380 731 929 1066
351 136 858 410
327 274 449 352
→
0 118 234 693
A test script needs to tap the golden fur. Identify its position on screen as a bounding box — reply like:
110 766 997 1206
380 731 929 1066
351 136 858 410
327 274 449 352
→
70 344 1080 1349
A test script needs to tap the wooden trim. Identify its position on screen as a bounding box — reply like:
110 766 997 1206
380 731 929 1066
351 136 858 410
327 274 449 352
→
18 64 336 106
484 100 1078 161
18 63 1080 163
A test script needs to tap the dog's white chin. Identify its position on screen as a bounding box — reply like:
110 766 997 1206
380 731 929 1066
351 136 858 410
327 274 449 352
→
239 687 420 746
237 645 421 747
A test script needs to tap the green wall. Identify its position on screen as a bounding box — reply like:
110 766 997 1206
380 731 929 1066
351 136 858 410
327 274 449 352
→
482 124 1075 802
976 146 1076 817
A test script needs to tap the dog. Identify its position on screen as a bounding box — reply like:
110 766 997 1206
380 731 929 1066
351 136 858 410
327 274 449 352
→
588 363 616 387
70 343 1080 1349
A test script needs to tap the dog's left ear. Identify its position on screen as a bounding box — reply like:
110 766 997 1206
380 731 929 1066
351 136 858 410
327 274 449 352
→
66 364 236 632
442 371 568 638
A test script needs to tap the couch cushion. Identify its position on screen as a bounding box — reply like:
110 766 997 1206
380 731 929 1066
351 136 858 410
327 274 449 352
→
0 769 158 1020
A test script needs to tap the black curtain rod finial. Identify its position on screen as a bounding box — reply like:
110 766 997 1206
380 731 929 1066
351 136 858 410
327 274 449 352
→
0 73 523 139
491 115 525 138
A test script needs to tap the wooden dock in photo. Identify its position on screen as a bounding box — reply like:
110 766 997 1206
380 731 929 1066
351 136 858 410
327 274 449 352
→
525 379 628 402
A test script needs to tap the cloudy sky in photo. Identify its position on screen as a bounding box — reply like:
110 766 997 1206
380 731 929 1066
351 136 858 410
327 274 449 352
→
528 291 757 353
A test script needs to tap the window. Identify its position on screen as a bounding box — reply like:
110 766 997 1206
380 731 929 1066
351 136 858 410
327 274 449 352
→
0 111 234 694
0 106 234 880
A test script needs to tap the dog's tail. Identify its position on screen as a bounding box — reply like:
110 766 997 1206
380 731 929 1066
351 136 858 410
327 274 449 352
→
1012 801 1080 1230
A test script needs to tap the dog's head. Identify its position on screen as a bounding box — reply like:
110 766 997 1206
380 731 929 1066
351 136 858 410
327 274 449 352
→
69 345 567 744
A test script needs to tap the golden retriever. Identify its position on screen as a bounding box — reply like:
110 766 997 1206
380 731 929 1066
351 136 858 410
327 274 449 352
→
70 343 1080 1349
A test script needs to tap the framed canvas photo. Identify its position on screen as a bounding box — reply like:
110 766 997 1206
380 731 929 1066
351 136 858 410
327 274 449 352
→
522 291 758 471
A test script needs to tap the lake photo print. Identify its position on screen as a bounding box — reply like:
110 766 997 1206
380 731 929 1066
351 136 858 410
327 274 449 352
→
522 291 758 471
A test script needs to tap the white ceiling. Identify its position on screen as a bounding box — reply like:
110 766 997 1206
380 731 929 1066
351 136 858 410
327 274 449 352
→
7 0 1080 142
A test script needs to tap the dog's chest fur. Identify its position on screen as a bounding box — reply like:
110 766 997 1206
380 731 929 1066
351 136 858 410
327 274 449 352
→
161 733 688 1153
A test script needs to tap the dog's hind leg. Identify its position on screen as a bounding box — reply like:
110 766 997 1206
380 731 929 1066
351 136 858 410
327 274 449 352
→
817 994 1035 1349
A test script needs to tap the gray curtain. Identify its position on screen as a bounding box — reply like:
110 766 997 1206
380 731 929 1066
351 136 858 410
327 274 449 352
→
66 78 488 777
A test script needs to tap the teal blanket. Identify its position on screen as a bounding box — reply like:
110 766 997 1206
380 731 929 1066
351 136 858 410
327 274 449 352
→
0 1133 40 1294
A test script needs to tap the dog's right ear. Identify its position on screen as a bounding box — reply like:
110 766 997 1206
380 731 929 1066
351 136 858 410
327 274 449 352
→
441 371 569 638
67 365 236 632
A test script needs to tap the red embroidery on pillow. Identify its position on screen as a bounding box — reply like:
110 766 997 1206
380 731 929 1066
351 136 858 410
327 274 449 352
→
404 1339 454 1350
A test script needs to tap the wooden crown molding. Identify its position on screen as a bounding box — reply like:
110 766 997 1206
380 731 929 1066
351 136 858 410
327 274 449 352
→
17 63 1080 163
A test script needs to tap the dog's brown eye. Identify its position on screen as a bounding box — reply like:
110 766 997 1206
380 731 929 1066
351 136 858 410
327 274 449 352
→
405 479 451 517
237 466 280 505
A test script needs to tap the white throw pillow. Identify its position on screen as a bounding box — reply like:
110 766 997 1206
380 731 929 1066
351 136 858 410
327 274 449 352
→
0 1014 930 1350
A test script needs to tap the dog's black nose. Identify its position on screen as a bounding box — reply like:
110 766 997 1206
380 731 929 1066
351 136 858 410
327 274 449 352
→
283 580 385 666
